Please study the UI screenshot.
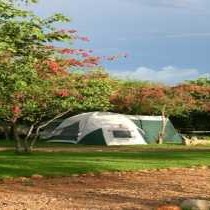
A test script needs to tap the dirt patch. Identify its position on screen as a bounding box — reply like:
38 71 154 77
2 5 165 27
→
0 168 210 210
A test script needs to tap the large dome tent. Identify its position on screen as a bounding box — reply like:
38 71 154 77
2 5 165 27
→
44 112 147 145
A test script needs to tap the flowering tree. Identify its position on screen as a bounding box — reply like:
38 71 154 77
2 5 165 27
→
170 82 210 132
171 84 210 113
0 0 115 152
110 82 167 114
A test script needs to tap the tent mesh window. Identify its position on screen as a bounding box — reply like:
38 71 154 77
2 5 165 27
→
52 122 80 140
42 120 62 133
112 130 132 138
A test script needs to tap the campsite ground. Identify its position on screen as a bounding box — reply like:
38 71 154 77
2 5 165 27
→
0 167 210 209
0 144 210 209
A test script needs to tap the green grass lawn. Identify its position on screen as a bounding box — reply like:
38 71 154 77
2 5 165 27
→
0 143 210 178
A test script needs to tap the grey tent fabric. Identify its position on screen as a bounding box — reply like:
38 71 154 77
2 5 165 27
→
42 112 146 145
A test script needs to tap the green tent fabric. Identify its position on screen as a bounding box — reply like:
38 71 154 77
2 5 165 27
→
79 128 106 145
131 117 182 144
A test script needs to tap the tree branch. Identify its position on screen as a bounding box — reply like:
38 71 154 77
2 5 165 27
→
30 108 72 147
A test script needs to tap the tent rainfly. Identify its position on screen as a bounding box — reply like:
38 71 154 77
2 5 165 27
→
128 115 182 144
41 112 182 145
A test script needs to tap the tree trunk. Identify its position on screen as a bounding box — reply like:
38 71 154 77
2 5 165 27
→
11 123 22 153
23 138 31 153
158 105 167 144
3 124 10 141
24 124 36 153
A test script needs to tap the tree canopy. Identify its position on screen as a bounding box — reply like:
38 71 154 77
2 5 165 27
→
0 0 114 152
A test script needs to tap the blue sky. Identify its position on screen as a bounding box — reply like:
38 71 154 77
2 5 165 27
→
30 0 210 84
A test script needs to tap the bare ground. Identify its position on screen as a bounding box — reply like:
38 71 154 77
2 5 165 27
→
0 168 210 210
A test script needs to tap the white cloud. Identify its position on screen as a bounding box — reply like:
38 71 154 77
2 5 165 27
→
110 66 208 84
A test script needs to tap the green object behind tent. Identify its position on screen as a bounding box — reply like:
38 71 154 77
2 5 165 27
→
132 119 182 144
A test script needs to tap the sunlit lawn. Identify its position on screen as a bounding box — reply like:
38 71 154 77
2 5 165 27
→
0 142 210 178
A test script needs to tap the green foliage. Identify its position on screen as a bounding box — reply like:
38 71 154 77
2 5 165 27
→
0 1 72 125
187 77 210 86
0 1 114 130
78 73 114 111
